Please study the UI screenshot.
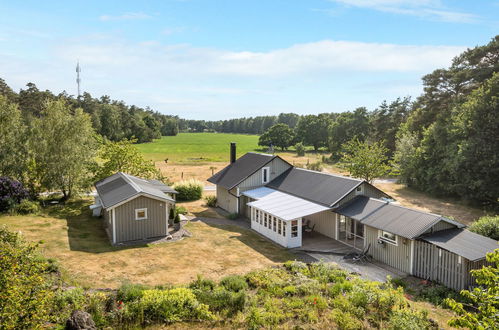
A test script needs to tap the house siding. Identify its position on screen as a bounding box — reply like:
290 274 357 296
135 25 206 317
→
303 210 337 238
114 196 169 243
238 157 291 192
413 240 492 291
337 182 387 207
365 225 412 274
423 220 456 235
216 185 238 214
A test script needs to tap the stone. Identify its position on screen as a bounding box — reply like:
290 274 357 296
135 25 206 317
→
65 310 96 330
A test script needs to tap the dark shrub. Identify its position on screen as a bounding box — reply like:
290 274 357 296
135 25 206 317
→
173 180 203 201
220 275 248 292
117 282 150 302
14 199 41 215
469 215 499 240
0 177 29 212
204 195 217 207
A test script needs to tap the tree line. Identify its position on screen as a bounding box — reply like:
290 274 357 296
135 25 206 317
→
0 80 179 143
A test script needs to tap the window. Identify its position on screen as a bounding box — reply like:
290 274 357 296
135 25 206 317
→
283 221 286 237
262 167 270 184
273 217 277 232
278 219 282 235
291 220 298 238
135 208 147 220
264 213 268 227
378 230 397 245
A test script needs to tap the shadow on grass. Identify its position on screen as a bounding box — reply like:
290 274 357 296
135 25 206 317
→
190 216 294 263
46 199 147 253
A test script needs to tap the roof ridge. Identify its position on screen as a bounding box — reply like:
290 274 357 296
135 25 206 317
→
247 152 275 157
293 167 363 182
119 172 142 193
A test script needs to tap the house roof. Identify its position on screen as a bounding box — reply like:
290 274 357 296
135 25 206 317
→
245 187 331 221
266 167 363 207
95 172 176 209
336 196 465 239
207 152 286 190
421 228 498 261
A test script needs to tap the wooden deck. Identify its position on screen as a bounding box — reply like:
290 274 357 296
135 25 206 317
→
295 231 356 254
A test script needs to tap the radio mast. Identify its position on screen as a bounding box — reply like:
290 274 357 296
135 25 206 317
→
76 61 81 98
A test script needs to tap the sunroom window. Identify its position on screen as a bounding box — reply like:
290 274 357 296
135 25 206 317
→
379 230 397 245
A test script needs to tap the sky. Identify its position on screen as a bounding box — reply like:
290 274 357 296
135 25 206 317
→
0 1 497 120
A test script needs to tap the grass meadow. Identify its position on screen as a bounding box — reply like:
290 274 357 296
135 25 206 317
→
136 132 261 163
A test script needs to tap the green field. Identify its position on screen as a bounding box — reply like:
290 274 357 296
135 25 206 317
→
136 132 261 162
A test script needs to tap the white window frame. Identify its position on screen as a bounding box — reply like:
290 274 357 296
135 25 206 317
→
262 167 270 184
378 230 397 245
135 208 148 220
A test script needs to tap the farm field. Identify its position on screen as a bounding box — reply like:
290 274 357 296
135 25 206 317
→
0 198 294 289
136 132 261 163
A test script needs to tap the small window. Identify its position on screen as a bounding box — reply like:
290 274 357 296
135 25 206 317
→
278 219 282 235
135 208 147 220
379 230 397 245
264 213 268 227
262 167 270 184
291 220 298 238
273 217 277 232
283 221 286 237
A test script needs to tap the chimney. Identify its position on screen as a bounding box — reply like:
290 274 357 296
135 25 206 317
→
230 142 236 164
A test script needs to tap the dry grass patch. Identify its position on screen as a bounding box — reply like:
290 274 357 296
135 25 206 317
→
0 199 294 289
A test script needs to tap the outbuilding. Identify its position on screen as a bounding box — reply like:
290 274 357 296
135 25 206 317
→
93 172 177 245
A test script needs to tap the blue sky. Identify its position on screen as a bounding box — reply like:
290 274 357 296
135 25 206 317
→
0 1 497 120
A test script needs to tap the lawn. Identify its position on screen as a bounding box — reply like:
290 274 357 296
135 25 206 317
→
0 198 295 289
136 132 261 163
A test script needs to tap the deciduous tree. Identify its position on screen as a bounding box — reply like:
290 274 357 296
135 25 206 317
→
341 139 390 183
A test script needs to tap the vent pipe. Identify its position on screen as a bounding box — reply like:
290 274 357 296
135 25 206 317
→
230 142 236 164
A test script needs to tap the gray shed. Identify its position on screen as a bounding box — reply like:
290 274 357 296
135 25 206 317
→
94 172 177 245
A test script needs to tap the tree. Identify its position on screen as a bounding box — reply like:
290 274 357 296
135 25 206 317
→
295 114 331 151
94 138 163 181
445 249 499 329
0 95 26 179
341 139 391 183
29 100 97 198
258 123 295 151
277 113 300 129
329 107 370 159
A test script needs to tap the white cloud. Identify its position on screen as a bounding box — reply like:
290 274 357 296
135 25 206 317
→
329 0 478 23
99 12 153 21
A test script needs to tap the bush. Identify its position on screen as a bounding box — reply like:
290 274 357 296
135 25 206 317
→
0 176 29 212
469 215 499 240
0 226 54 329
295 142 306 156
176 206 187 215
13 199 41 215
220 275 248 292
329 309 364 330
117 282 149 302
173 180 203 201
128 288 214 323
306 161 323 172
204 195 217 207
227 213 238 220
189 275 216 291
194 287 246 317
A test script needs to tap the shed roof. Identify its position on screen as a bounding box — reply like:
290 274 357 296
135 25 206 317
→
421 228 498 261
336 196 465 239
246 187 331 221
95 172 175 209
207 152 286 190
266 167 363 207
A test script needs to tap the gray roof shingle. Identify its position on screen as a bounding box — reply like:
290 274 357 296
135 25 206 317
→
421 228 498 261
95 172 175 209
337 196 465 239
207 152 281 189
266 168 363 207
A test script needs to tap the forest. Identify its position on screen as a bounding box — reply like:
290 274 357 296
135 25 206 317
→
0 36 497 207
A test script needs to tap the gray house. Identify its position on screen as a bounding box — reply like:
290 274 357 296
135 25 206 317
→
209 145 498 290
93 172 177 245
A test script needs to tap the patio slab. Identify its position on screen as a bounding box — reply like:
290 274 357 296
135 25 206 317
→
295 231 357 254
307 252 407 283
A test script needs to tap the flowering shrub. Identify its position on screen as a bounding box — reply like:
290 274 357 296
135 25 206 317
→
0 176 29 212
